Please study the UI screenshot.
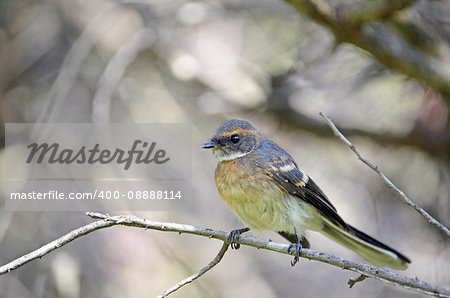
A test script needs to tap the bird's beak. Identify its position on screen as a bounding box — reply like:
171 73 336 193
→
203 141 220 149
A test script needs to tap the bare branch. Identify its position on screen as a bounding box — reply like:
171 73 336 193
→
0 218 116 274
1 212 449 297
319 112 450 238
283 0 450 98
348 274 368 288
36 5 119 124
158 242 229 297
335 0 416 26
92 28 154 122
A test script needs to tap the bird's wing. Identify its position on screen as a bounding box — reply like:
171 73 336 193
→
261 145 348 229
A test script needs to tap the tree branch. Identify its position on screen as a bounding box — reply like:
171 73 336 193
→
283 0 450 99
320 112 450 237
158 242 229 297
335 0 416 27
0 218 116 274
1 212 449 297
348 274 368 288
264 103 449 160
92 28 154 123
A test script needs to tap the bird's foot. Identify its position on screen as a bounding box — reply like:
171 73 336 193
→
288 233 302 266
228 227 250 250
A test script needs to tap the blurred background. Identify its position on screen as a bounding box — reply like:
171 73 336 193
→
0 0 449 297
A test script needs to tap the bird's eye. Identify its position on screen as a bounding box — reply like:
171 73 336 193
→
230 134 240 144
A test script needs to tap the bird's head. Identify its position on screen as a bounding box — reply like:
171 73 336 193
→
203 119 262 162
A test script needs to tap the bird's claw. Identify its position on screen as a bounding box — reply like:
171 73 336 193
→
228 227 250 250
288 233 302 266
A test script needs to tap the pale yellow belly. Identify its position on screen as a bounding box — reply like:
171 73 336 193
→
215 163 318 234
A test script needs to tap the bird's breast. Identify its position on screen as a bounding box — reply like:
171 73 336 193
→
214 157 308 232
215 157 280 204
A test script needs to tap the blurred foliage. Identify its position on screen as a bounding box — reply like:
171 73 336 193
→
0 0 449 297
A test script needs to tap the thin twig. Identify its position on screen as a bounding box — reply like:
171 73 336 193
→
0 218 116 274
283 0 450 98
92 28 154 122
158 242 229 297
36 5 118 125
319 112 450 238
348 274 368 288
0 213 449 297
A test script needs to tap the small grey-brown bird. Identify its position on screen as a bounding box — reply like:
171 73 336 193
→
204 119 410 269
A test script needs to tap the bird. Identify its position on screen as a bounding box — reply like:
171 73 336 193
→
203 119 410 269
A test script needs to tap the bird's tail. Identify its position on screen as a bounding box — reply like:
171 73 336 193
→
320 218 410 270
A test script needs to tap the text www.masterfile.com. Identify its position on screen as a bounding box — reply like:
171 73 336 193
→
9 190 183 200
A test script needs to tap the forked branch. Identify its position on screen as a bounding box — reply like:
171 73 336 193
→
320 112 450 237
0 212 448 297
